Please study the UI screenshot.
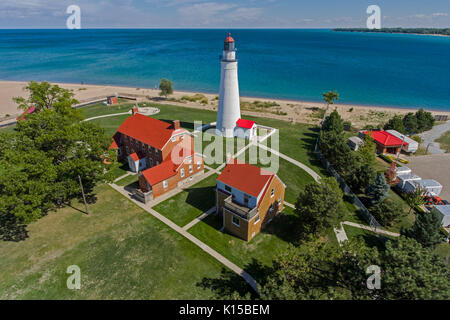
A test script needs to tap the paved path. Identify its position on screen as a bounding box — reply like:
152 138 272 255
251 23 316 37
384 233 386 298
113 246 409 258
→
82 112 131 122
109 183 259 294
257 143 321 183
342 221 400 237
419 121 450 154
334 223 349 246
183 207 216 231
284 202 295 209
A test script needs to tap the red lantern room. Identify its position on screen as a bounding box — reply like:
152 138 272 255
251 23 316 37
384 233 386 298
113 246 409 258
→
224 33 235 51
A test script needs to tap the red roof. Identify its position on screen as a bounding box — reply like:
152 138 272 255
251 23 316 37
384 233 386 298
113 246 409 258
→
129 152 140 161
141 147 196 186
217 160 274 198
236 118 256 129
16 106 36 121
363 130 408 147
225 33 234 43
115 114 183 150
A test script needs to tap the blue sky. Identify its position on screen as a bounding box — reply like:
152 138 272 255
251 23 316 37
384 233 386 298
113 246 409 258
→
0 0 449 28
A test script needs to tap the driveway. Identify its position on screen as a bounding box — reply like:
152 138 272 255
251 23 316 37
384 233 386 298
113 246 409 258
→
407 154 450 201
419 121 450 154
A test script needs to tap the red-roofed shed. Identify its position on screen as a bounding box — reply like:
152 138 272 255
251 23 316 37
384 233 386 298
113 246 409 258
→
362 130 408 154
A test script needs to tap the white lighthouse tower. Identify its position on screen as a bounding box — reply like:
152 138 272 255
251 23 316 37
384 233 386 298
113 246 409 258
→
216 33 241 138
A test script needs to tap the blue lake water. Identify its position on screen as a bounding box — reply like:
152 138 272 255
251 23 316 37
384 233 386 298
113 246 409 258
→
0 29 449 110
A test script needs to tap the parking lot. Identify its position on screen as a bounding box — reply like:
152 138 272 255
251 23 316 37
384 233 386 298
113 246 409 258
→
406 154 450 201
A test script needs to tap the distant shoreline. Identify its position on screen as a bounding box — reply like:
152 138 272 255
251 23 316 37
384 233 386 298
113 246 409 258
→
334 28 450 38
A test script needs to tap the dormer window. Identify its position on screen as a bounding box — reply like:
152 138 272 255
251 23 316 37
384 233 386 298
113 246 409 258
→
225 185 232 193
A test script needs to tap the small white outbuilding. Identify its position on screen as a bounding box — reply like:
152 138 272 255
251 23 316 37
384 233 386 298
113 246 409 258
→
386 130 419 153
403 179 443 196
347 136 364 151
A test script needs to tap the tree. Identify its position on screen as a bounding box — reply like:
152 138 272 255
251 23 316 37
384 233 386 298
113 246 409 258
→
370 198 404 227
260 239 378 300
379 237 449 299
415 108 435 133
403 112 418 134
13 81 78 112
357 133 377 167
159 78 173 97
384 115 406 134
406 210 443 248
346 163 377 193
366 173 390 206
322 109 344 134
295 178 345 238
322 91 339 115
1 82 114 226
405 187 426 215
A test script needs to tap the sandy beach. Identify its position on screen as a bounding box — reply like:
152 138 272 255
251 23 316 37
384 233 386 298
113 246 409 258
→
1 80 449 128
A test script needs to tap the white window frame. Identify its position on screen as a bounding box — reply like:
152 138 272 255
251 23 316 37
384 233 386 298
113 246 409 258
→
254 215 260 225
231 215 240 227
163 180 168 189
180 168 185 178
189 165 193 174
197 161 201 170
271 188 275 198
171 136 176 142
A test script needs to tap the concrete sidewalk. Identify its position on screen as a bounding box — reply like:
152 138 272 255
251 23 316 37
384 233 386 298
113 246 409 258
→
109 183 260 295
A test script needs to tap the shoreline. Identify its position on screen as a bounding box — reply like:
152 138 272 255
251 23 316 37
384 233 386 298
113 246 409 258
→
1 80 449 127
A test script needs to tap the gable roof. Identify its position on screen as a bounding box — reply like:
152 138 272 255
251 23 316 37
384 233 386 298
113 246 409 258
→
129 152 140 162
217 160 274 198
140 147 197 186
116 114 182 150
363 130 408 147
236 118 256 129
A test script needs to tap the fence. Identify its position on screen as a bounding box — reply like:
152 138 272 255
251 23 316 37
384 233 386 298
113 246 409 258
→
315 149 386 241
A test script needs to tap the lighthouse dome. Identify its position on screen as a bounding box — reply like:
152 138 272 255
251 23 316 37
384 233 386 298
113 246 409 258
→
224 33 235 43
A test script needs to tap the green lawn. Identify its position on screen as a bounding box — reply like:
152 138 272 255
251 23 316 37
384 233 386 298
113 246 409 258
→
152 174 219 227
0 124 16 133
109 162 130 180
436 130 450 153
188 206 297 268
115 174 139 187
0 184 234 299
241 144 316 204
343 224 390 251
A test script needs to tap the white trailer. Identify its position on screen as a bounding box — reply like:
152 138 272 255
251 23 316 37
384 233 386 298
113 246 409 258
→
432 205 450 228
403 179 443 196
398 173 422 189
395 166 412 176
386 130 419 153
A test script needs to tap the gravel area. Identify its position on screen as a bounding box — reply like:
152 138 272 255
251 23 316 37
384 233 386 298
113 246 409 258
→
419 121 450 154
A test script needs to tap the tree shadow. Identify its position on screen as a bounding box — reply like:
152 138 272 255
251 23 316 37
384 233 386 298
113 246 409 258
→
196 258 272 299
184 186 216 213
261 211 299 244
0 212 29 242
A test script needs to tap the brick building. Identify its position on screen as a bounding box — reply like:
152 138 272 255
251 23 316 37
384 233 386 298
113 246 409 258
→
216 161 286 241
109 113 204 200
360 130 407 155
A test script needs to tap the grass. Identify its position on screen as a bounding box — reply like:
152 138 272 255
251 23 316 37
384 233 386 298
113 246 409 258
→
188 206 297 268
343 224 388 251
152 174 218 227
436 131 450 153
109 162 129 180
240 144 316 204
115 174 139 187
0 124 16 133
0 184 233 299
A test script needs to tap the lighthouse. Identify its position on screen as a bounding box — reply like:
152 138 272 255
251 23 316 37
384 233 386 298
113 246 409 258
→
216 33 241 138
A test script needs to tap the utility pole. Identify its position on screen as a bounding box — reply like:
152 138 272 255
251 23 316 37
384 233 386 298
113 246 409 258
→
78 175 89 216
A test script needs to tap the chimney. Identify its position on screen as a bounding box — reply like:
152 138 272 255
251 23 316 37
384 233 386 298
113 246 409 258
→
132 107 139 115
173 120 180 130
